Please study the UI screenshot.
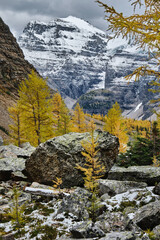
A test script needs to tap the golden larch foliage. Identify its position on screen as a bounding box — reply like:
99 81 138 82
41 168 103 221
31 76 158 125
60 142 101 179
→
18 70 54 146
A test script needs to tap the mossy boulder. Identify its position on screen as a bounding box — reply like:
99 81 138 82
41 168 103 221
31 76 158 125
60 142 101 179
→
25 130 119 188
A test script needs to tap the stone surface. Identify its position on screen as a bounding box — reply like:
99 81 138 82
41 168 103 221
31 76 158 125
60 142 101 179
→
0 144 34 159
0 144 35 181
153 224 160 239
0 136 3 146
99 179 147 196
70 221 105 238
153 182 160 195
108 166 160 185
2 233 15 240
0 17 41 140
25 130 119 187
57 187 90 221
100 231 148 240
133 200 160 230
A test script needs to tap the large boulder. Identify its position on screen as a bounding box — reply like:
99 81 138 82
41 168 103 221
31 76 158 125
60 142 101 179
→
25 130 119 187
108 166 160 185
133 201 160 230
99 179 147 196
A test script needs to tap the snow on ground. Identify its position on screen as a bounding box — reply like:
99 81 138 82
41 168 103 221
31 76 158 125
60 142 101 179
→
104 187 158 212
134 102 142 112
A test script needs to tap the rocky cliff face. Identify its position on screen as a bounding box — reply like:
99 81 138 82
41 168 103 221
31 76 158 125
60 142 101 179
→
77 38 159 119
18 17 160 119
18 16 108 100
0 17 38 139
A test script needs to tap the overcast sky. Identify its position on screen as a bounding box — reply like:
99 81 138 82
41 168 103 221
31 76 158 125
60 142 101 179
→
0 0 144 38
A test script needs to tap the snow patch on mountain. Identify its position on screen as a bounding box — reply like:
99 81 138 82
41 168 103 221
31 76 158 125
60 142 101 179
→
18 16 109 100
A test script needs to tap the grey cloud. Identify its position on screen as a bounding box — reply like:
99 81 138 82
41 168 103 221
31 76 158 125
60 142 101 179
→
0 0 143 38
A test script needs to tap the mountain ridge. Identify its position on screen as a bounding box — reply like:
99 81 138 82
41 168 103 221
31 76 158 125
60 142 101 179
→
18 16 160 119
0 17 41 140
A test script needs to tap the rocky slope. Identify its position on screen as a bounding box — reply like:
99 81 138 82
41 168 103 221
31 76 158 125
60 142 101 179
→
0 17 39 140
0 136 160 239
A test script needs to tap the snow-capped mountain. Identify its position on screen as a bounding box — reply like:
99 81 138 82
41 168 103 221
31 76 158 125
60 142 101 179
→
18 16 108 101
18 16 159 119
76 37 159 119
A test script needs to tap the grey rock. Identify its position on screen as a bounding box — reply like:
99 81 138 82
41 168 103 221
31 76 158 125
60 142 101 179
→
25 130 119 187
0 136 3 146
108 166 160 185
153 224 160 239
100 193 111 201
133 200 160 230
0 157 26 181
57 187 90 221
11 171 27 180
0 144 35 181
153 182 160 195
20 142 36 155
0 144 34 159
99 179 147 196
2 233 15 240
70 221 105 238
0 198 8 206
100 231 149 240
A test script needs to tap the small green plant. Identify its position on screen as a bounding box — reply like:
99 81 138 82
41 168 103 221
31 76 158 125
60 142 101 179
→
30 225 57 239
9 186 26 228
145 229 156 240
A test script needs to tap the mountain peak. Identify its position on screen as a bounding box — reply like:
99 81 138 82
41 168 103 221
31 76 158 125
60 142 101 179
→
61 16 105 34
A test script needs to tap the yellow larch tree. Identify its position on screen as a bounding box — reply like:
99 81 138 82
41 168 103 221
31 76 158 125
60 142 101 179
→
52 92 73 135
104 102 128 152
72 103 86 132
59 101 73 135
8 102 25 147
18 70 54 146
52 92 63 135
76 120 105 223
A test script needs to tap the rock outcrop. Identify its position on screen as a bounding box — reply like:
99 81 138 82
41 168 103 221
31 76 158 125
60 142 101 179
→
99 179 147 196
25 130 119 187
0 143 35 181
0 17 35 94
108 166 160 185
0 17 40 140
